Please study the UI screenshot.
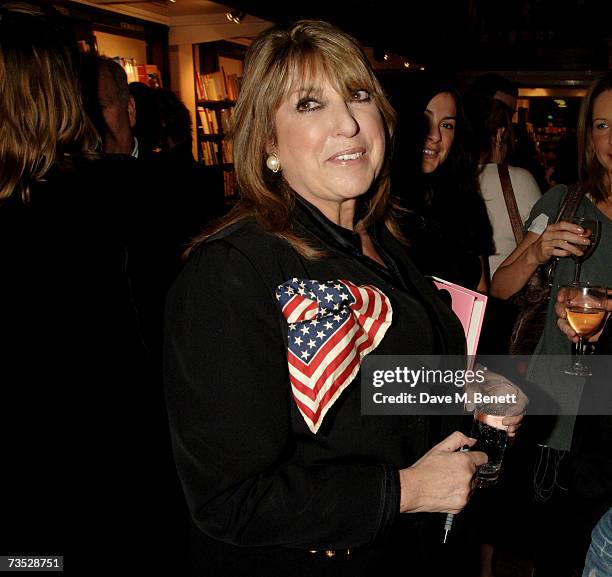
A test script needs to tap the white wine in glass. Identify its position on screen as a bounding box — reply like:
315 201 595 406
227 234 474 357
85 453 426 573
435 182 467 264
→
563 283 607 377
565 307 606 336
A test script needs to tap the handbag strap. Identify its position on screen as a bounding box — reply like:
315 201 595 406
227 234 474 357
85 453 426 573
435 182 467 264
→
542 183 585 287
498 163 524 244
554 183 585 223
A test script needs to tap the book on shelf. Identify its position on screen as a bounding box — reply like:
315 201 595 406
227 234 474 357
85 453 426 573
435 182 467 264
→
136 65 147 85
205 72 225 100
197 107 220 135
195 71 227 101
197 107 210 133
221 138 233 164
220 66 229 100
225 73 242 100
199 141 210 165
196 70 242 102
219 108 233 133
207 109 219 133
136 64 162 88
195 73 205 100
223 171 236 197
200 141 219 166
145 64 162 88
429 276 488 367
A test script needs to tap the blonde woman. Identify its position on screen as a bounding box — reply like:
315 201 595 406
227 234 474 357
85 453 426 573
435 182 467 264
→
162 20 526 576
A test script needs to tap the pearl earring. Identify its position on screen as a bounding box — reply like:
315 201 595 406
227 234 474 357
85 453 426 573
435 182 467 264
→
266 153 281 173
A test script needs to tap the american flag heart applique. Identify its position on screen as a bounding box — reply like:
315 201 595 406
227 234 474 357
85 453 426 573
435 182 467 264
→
276 278 393 434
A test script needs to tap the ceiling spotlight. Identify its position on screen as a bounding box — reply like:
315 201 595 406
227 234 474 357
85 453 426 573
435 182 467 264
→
226 10 245 24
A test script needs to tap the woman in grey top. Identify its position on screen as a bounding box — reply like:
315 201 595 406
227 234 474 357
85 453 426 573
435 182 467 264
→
490 70 612 577
491 72 612 449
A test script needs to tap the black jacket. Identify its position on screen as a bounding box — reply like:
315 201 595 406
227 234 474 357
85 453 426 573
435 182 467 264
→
0 156 186 571
164 198 466 574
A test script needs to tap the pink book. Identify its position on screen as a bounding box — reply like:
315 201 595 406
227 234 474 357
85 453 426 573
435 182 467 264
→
430 276 488 365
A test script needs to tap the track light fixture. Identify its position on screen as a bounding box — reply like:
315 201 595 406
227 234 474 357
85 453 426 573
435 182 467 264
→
226 10 245 24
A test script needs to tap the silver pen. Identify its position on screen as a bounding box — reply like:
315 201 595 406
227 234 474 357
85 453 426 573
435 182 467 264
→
442 512 455 544
442 445 470 543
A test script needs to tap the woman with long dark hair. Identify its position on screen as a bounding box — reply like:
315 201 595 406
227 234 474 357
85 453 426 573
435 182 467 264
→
389 74 494 292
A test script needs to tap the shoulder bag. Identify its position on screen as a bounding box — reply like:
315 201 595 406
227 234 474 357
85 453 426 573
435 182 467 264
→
497 164 584 355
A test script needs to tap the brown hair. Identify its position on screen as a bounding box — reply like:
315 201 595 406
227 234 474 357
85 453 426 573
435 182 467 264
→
0 2 99 202
188 20 400 258
472 97 515 165
577 71 612 203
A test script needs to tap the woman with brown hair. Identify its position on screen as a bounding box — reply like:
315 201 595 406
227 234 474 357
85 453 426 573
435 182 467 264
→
491 73 612 434
491 71 612 576
473 97 542 276
162 20 527 576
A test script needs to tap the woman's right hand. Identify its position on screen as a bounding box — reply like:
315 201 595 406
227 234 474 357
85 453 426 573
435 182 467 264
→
493 221 590 300
399 431 487 514
527 221 590 265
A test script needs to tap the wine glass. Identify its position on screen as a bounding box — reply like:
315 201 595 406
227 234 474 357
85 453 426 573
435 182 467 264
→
563 283 607 377
568 217 601 283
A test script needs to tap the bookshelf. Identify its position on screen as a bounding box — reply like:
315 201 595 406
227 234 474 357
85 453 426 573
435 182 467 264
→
193 41 245 199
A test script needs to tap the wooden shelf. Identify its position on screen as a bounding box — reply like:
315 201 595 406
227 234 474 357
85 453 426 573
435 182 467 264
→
196 99 236 108
194 42 244 197
197 131 223 140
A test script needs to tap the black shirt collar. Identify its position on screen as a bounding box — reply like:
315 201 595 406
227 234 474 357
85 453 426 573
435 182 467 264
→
291 194 406 289
292 194 369 254
287 194 464 356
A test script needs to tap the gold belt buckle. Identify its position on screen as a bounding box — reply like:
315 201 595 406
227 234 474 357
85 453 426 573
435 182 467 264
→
308 548 352 558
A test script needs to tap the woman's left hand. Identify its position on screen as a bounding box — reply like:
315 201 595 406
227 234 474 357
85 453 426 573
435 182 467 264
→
555 288 580 343
555 287 611 343
502 414 523 438
467 367 527 438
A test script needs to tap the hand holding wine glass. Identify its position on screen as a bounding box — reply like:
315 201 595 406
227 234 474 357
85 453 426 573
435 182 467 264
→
555 288 611 344
528 221 590 266
562 283 607 377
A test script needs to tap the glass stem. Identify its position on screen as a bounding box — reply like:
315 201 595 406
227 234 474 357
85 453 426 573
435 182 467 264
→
575 336 584 368
573 262 582 283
